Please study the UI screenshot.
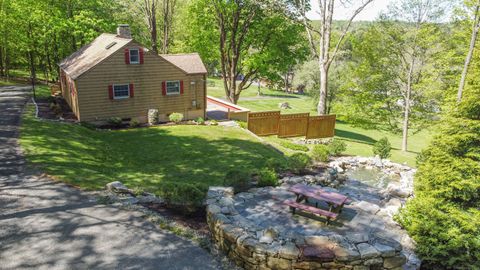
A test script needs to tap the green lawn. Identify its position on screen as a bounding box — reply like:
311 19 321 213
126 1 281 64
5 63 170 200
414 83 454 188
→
20 105 284 193
208 78 433 166
0 80 17 86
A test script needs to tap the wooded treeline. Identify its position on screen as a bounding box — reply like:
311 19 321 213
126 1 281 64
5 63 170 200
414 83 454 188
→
0 0 477 146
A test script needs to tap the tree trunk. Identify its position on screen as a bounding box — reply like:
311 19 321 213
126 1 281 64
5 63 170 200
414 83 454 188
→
162 0 169 54
402 92 410 152
458 4 480 103
0 46 3 77
318 63 328 115
151 0 158 53
4 47 9 79
402 59 415 152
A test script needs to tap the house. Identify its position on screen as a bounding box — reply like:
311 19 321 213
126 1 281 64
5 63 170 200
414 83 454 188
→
58 24 207 123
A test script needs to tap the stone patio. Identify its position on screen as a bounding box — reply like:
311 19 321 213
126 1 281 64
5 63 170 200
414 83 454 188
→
206 158 420 270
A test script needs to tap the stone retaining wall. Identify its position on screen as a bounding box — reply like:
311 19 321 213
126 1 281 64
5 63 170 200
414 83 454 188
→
207 187 407 270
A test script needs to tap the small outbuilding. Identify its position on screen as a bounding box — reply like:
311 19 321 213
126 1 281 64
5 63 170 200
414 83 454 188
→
58 24 207 123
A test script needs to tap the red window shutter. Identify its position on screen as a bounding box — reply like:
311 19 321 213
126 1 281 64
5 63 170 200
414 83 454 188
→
162 81 166 96
139 48 144 64
180 80 184 94
124 48 130 64
129 83 134 98
108 85 114 99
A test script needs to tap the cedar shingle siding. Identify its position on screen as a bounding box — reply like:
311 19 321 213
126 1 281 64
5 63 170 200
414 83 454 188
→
59 34 207 123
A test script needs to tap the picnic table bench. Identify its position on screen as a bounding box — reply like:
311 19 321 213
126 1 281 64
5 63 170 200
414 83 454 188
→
284 184 349 224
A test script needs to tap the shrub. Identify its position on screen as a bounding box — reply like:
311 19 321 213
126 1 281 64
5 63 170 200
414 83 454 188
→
156 181 206 213
196 117 205 125
209 120 218 126
327 140 347 156
169 112 184 123
108 117 123 127
223 170 251 193
237 121 248 129
257 168 278 187
265 157 286 173
287 153 312 173
397 96 480 268
311 144 329 162
279 140 309 152
129 119 140 127
373 137 391 159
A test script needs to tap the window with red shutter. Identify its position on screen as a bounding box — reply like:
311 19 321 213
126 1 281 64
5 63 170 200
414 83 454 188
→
139 48 144 64
129 83 134 98
162 81 166 96
124 48 130 64
180 80 184 94
108 85 114 99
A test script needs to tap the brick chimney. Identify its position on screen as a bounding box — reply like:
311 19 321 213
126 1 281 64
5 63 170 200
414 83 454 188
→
117 24 132 39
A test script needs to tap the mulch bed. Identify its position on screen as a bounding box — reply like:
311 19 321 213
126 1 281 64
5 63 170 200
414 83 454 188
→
36 96 77 121
142 203 210 235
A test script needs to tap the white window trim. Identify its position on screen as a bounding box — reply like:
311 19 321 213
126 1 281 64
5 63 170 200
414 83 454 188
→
129 48 140 64
166 80 181 95
113 84 130 100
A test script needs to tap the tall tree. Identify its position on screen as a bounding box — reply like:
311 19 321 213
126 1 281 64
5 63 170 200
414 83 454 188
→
338 0 447 151
457 0 480 102
387 0 446 152
295 0 373 115
160 0 176 54
143 0 159 53
188 0 307 103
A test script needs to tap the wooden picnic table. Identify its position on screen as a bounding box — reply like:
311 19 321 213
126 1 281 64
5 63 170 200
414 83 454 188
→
288 183 349 213
284 184 349 223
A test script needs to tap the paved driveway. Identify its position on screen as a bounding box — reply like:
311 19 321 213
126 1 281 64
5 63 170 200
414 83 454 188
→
0 86 220 270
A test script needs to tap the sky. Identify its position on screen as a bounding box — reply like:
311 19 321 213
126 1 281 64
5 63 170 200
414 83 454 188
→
306 0 395 21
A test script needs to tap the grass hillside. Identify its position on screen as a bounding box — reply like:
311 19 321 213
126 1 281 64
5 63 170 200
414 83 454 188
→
20 105 283 192
208 78 433 166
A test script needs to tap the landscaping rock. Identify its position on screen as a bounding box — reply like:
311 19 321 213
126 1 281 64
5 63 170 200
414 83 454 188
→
374 242 396 257
259 228 277 244
137 195 164 204
279 102 291 109
356 243 381 259
106 181 131 194
383 254 407 268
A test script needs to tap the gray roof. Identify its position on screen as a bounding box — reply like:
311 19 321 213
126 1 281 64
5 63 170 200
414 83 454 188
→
59 33 132 79
60 34 207 79
161 53 208 75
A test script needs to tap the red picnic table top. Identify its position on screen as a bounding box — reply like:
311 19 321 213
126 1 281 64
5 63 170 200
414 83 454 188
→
288 184 348 207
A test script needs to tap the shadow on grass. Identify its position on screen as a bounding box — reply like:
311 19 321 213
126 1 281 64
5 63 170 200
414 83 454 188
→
335 128 377 145
21 115 284 194
261 93 301 99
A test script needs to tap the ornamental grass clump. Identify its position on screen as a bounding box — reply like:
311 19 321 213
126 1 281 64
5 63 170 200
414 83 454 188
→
311 144 329 162
257 168 278 187
156 181 206 214
327 139 347 156
287 153 312 173
169 112 184 124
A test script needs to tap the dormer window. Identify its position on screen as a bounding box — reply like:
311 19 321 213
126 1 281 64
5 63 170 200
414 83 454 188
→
129 49 140 64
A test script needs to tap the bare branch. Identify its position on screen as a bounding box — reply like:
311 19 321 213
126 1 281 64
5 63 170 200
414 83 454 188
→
327 0 374 67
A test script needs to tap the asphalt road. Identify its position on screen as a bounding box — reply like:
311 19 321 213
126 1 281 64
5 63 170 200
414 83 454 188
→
0 85 220 270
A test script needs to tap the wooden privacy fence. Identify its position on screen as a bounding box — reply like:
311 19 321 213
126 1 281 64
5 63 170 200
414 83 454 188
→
278 113 309 138
306 115 336 139
248 111 336 139
247 111 280 136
